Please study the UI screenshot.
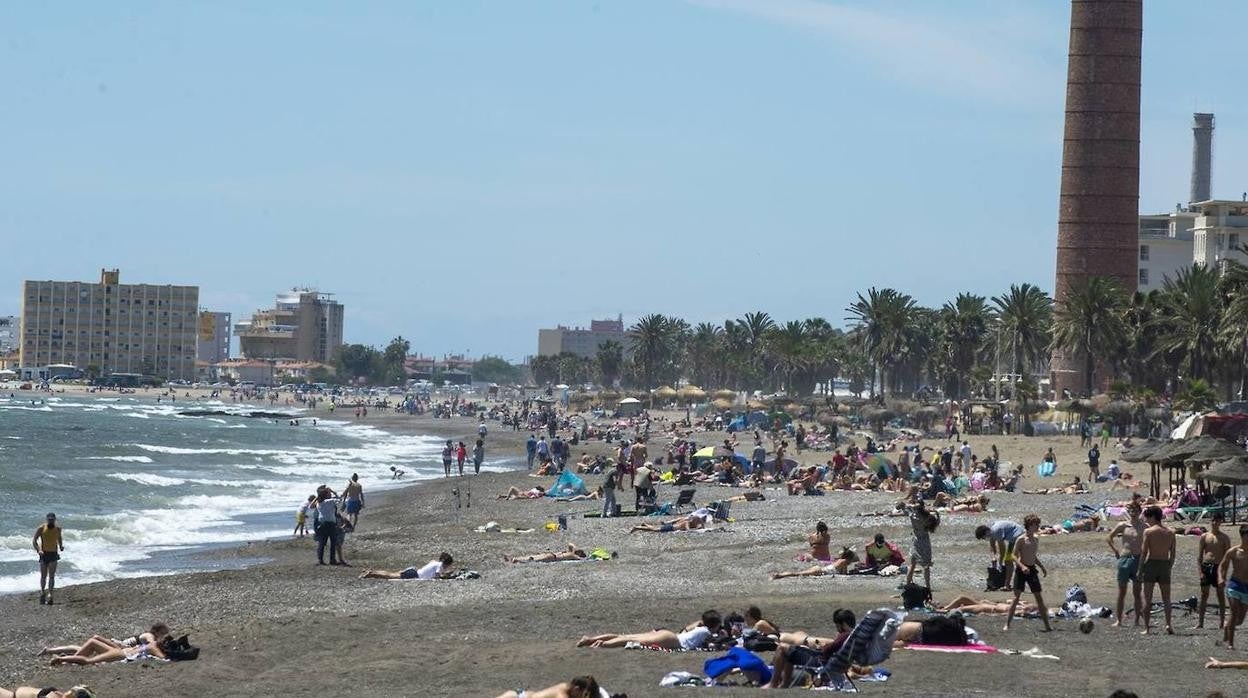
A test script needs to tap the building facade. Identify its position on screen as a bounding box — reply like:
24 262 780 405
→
19 269 199 380
197 310 231 364
1137 210 1196 291
0 316 16 354
537 317 631 359
1192 200 1248 269
235 290 344 362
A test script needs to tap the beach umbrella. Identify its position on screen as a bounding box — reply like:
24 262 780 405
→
840 396 869 408
784 402 803 416
713 389 737 401
599 390 620 402
1145 407 1172 422
653 386 678 400
833 415 853 427
712 397 733 411
865 453 895 478
765 457 799 475
862 406 896 430
747 399 768 410
678 386 707 402
1198 457 1248 523
1121 440 1163 463
693 445 736 459
1100 400 1137 423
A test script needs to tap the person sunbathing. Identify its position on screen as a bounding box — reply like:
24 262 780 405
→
556 487 601 502
787 467 820 495
768 609 861 689
1024 477 1086 495
1 687 93 698
1110 474 1145 491
723 491 766 504
359 552 454 580
576 610 724 649
498 485 546 500
630 514 704 534
934 493 989 512
772 548 857 579
40 624 170 658
795 521 831 562
939 595 1038 616
49 627 170 666
1038 515 1101 535
532 462 558 476
1206 657 1248 670
505 544 587 563
744 605 780 635
495 675 605 698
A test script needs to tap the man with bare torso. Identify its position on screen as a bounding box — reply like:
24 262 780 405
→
628 438 647 490
1003 514 1050 632
1198 513 1231 630
1218 524 1248 649
1106 501 1145 627
1139 505 1177 635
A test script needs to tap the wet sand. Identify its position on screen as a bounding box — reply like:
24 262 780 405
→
0 405 1238 697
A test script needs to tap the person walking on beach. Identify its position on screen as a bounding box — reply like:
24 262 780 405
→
313 487 344 566
456 441 467 476
473 438 485 475
526 434 537 470
442 440 454 477
602 469 618 518
343 474 365 528
1003 514 1051 632
1218 524 1248 649
1139 505 1177 635
1088 444 1101 482
33 513 64 605
1198 513 1231 629
294 495 315 538
536 436 550 468
1106 500 1145 627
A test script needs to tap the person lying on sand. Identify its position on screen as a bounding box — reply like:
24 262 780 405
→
41 624 170 658
1024 477 1087 495
934 493 990 512
497 486 546 500
722 491 766 504
938 595 1038 616
1206 657 1248 670
577 610 724 649
772 548 858 579
495 675 609 698
358 552 454 580
0 687 94 698
505 544 587 563
49 629 169 666
556 487 601 502
1038 516 1102 535
630 514 705 534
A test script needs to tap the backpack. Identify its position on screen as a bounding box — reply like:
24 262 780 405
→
985 565 1006 591
160 635 201 661
901 583 932 610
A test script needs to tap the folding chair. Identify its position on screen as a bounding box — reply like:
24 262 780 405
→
708 500 732 521
672 488 697 512
790 608 903 690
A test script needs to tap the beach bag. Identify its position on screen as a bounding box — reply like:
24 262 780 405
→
741 629 778 653
901 583 931 610
985 565 1006 591
1037 461 1056 477
1065 585 1087 606
160 635 200 661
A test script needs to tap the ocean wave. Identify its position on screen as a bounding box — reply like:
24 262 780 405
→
107 472 186 487
81 456 156 463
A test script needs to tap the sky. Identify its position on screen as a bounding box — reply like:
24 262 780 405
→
2 1 1246 362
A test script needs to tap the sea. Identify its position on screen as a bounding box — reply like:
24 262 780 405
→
0 393 512 595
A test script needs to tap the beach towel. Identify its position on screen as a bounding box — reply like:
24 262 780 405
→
703 647 772 686
904 643 998 653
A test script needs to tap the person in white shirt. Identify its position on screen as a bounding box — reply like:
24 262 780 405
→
358 552 454 580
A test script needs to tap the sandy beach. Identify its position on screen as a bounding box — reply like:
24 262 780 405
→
0 394 1239 697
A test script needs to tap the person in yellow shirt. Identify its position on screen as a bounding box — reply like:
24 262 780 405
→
32 512 64 605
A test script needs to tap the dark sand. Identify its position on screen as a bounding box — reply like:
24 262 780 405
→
0 410 1241 697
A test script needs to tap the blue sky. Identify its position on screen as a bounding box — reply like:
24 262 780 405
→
2 1 1245 361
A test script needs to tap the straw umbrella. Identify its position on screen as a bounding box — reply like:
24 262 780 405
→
784 402 803 417
653 386 677 402
1198 457 1248 522
1120 440 1163 463
712 397 733 411
713 389 736 402
678 386 707 404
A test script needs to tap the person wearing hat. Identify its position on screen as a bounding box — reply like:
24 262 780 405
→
32 512 64 605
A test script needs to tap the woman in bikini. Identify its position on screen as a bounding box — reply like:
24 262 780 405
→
796 521 832 562
577 610 723 649
49 626 169 666
495 675 605 698
772 548 858 579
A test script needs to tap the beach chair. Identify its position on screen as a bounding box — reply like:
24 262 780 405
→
708 500 731 521
789 608 903 690
672 488 697 512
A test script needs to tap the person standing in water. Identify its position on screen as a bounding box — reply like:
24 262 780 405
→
33 513 64 605
343 474 365 528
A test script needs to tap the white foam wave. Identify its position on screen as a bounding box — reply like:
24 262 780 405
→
107 472 186 487
81 456 156 463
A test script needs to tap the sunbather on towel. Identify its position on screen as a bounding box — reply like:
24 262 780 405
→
1206 657 1248 670
1024 478 1086 495
49 628 170 666
556 488 601 502
630 514 704 534
505 544 586 563
0 687 94 698
41 624 170 658
577 610 724 649
772 548 858 579
939 595 1038 616
498 486 546 500
358 552 454 580
495 675 607 698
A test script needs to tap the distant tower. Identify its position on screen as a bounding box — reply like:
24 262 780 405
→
1052 0 1142 397
1190 113 1214 204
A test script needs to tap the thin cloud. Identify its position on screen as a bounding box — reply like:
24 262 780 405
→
688 0 1064 107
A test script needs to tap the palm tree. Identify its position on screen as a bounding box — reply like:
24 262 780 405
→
629 314 671 391
764 321 811 395
1050 276 1130 396
939 293 990 398
1174 377 1218 412
1152 263 1222 386
685 323 723 389
992 283 1053 382
1219 256 1248 397
596 340 624 388
845 288 917 398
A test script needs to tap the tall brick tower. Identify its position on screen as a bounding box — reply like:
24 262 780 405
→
1052 0 1142 397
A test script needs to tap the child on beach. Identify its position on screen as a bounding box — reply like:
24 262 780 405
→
1003 514 1051 632
294 495 314 538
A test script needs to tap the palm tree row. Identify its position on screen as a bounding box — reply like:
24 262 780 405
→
535 259 1248 403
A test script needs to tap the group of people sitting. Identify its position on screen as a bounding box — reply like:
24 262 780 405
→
773 524 907 579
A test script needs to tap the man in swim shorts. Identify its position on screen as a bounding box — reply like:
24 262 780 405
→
1218 524 1248 649
32 513 64 606
1138 505 1177 635
343 474 365 527
1198 513 1231 629
1106 500 1145 627
1003 514 1050 632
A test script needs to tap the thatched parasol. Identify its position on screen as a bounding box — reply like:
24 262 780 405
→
1100 400 1137 422
784 402 803 416
840 396 869 407
1120 440 1163 463
1144 407 1172 422
599 390 620 402
833 415 853 427
1198 456 1248 522
747 400 768 410
816 410 838 427
712 397 733 411
677 385 707 402
713 389 737 402
653 386 678 400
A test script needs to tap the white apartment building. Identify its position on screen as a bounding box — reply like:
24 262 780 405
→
1192 199 1248 269
1137 210 1196 291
